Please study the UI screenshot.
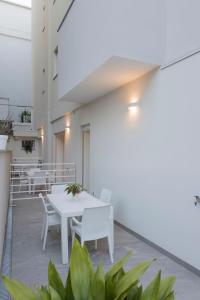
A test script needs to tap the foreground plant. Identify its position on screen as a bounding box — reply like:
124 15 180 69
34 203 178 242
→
2 239 176 299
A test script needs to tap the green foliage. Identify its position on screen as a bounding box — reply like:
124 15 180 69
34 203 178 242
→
65 184 82 197
2 239 176 300
0 115 12 135
21 110 31 123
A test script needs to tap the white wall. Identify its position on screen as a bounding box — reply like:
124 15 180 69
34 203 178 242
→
0 1 31 121
0 151 11 267
58 52 200 270
165 0 200 63
58 0 164 100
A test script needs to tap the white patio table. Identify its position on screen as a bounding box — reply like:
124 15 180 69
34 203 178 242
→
47 191 114 264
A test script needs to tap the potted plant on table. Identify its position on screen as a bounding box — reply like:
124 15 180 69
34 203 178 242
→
0 116 12 150
65 183 82 197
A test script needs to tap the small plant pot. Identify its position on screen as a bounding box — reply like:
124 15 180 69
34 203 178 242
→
0 135 8 150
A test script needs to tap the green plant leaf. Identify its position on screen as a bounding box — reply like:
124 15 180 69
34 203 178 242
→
105 252 132 300
106 251 132 281
48 261 65 299
158 276 176 300
2 276 38 300
141 270 161 300
49 286 62 300
65 270 75 300
37 286 51 300
91 264 105 300
70 239 94 300
127 285 143 300
114 261 152 300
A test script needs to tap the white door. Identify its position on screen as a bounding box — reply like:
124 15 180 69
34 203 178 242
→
82 125 90 191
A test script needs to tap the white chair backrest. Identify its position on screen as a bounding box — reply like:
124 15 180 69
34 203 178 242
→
32 171 47 184
81 205 111 240
39 193 48 214
100 189 112 203
51 184 67 194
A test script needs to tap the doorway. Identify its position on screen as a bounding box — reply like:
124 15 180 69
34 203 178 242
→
55 132 65 183
82 125 90 191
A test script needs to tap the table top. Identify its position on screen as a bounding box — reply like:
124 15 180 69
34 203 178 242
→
47 191 107 217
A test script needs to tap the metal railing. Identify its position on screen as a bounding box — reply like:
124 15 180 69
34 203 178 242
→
10 161 76 202
0 99 33 124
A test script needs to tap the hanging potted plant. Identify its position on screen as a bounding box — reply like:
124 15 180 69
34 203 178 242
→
0 116 12 150
20 110 31 123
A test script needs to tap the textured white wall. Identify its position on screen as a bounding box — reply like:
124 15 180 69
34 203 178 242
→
58 0 164 100
0 151 11 268
0 1 31 120
0 35 31 119
58 52 200 270
165 0 200 63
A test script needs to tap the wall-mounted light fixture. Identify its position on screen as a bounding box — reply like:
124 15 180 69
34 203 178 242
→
128 102 138 111
65 125 70 133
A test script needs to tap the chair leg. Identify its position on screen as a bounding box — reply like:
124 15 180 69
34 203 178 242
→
108 236 113 263
81 239 84 247
41 217 45 240
95 240 97 250
43 221 48 251
72 231 75 245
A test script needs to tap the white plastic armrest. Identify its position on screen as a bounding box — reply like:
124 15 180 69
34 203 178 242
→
47 209 56 215
72 217 81 226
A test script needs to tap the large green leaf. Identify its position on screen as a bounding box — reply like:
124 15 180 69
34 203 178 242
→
105 251 132 281
2 276 38 300
48 261 65 299
127 286 143 300
91 264 105 300
105 252 132 300
114 261 152 300
49 286 62 300
65 271 75 300
142 271 161 300
69 239 94 300
106 268 126 300
37 286 51 300
158 276 176 300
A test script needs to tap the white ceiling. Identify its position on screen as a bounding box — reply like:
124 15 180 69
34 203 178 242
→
4 0 31 8
60 56 158 104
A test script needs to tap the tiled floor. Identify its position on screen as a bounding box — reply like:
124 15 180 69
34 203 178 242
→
12 199 200 299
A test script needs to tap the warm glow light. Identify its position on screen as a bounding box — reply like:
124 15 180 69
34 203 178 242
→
65 125 70 133
128 102 137 111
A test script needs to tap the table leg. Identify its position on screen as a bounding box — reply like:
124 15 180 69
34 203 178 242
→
61 216 68 264
110 207 114 254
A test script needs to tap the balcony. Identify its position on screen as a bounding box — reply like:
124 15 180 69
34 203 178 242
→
58 0 164 105
0 100 39 138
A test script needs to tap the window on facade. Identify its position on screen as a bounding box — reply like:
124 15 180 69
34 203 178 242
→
22 140 35 153
53 46 58 80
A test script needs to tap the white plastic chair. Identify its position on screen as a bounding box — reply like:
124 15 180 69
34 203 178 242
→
100 188 112 203
51 184 67 194
39 193 61 250
70 205 114 263
32 171 47 193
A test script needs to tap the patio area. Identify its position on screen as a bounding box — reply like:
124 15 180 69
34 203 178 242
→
12 198 200 300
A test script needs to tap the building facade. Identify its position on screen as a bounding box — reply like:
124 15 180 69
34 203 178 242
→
32 0 200 270
0 0 41 159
